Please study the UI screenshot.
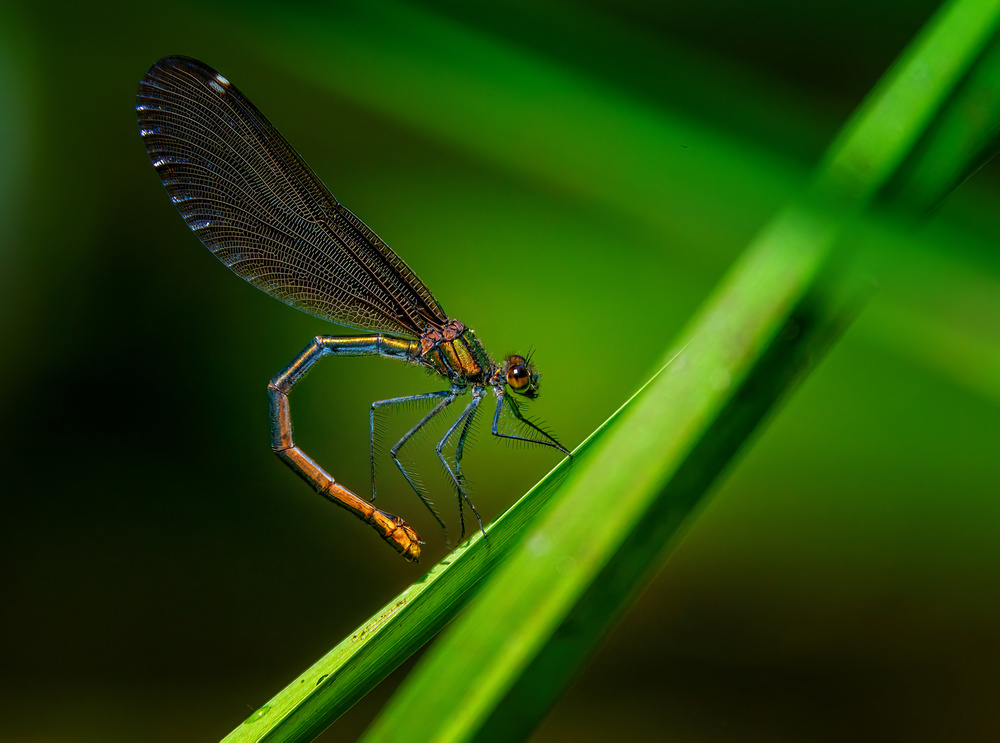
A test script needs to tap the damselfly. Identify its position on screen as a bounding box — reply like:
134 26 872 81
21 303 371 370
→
136 57 570 561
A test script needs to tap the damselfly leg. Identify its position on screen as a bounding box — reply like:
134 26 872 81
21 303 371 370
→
492 392 572 454
436 388 487 540
371 388 458 531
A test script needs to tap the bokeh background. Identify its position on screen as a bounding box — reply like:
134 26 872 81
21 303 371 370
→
3 0 1000 740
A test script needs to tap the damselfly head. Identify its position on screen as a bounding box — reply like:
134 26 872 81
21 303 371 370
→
504 355 539 398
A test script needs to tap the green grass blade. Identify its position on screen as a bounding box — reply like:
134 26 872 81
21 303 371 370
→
218 1 1000 741
884 34 1000 213
359 1 1000 741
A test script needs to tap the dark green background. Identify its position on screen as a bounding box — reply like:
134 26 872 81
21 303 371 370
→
3 1 999 740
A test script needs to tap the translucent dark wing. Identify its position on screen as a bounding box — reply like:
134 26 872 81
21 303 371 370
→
136 56 448 338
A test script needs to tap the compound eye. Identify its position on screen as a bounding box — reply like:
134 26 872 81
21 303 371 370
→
506 363 531 392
